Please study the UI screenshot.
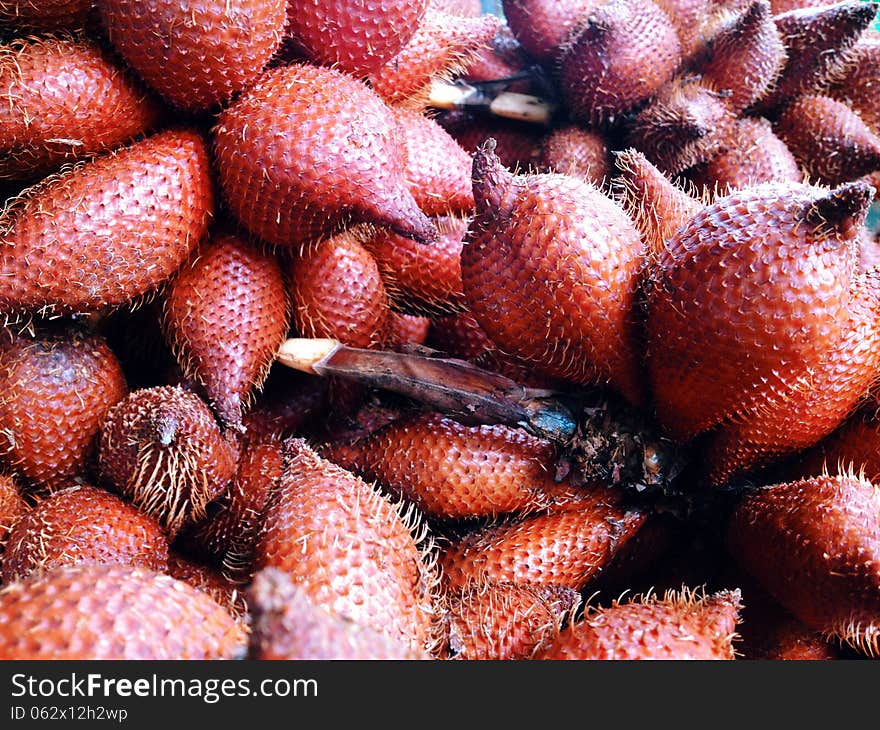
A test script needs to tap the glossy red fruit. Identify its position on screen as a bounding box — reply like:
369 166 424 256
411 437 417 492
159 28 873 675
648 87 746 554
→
794 408 880 484
282 0 428 77
388 313 432 348
248 567 429 659
98 386 238 536
774 95 880 186
646 181 868 443
0 128 213 319
97 0 286 113
287 230 392 349
0 326 127 491
444 581 580 660
254 439 440 655
163 231 289 429
558 0 682 126
535 125 611 186
728 474 880 656
502 0 602 63
703 264 880 485
536 588 742 660
686 117 801 193
439 488 648 591
0 475 26 555
214 64 433 247
0 564 246 659
323 412 581 521
362 215 468 317
2 485 168 583
0 36 161 181
367 9 501 107
699 0 785 114
398 109 474 217
0 0 93 31
462 144 646 404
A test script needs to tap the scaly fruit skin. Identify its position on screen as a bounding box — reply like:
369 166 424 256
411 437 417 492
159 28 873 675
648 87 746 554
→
166 552 248 621
163 232 289 429
703 264 880 485
0 327 127 491
179 440 283 577
432 0 482 15
439 489 648 591
794 408 880 484
558 0 682 127
287 230 392 349
462 145 646 404
646 181 866 443
444 581 581 660
98 385 238 537
0 36 161 181
774 95 880 186
536 588 742 660
0 564 246 659
97 0 286 113
367 9 500 107
213 64 432 247
282 0 428 77
254 439 439 655
323 412 581 521
248 568 428 659
0 475 26 554
238 367 328 445
388 313 431 348
440 113 542 170
0 128 214 319
362 216 468 317
0 0 93 31
1 485 168 583
397 108 474 217
686 117 801 193
828 37 880 134
535 125 611 187
502 0 603 63
728 474 880 656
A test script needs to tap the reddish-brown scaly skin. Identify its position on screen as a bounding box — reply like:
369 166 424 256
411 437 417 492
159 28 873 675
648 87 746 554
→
367 9 501 107
398 108 475 217
440 113 543 170
502 0 603 63
646 181 868 443
0 36 162 181
254 439 440 655
439 488 649 591
287 230 392 349
0 327 127 491
755 1 878 112
0 0 93 31
535 125 611 187
282 0 428 77
536 589 742 660
686 116 801 193
462 145 646 405
794 408 880 485
444 581 580 660
558 0 683 127
828 35 880 135
768 0 834 13
462 23 533 87
625 76 738 176
322 412 581 521
178 439 283 577
238 367 329 445
699 0 786 114
703 265 880 484
97 0 286 114
248 567 429 659
361 216 468 317
166 552 248 621
389 313 432 348
213 64 433 248
0 128 214 319
612 148 702 259
163 231 289 429
98 385 238 537
427 311 495 360
0 475 26 555
432 0 482 14
653 0 711 62
774 95 880 186
728 474 880 656
1 485 168 583
0 564 246 659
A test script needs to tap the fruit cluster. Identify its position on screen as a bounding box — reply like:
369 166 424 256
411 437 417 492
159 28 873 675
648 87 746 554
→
0 0 877 660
